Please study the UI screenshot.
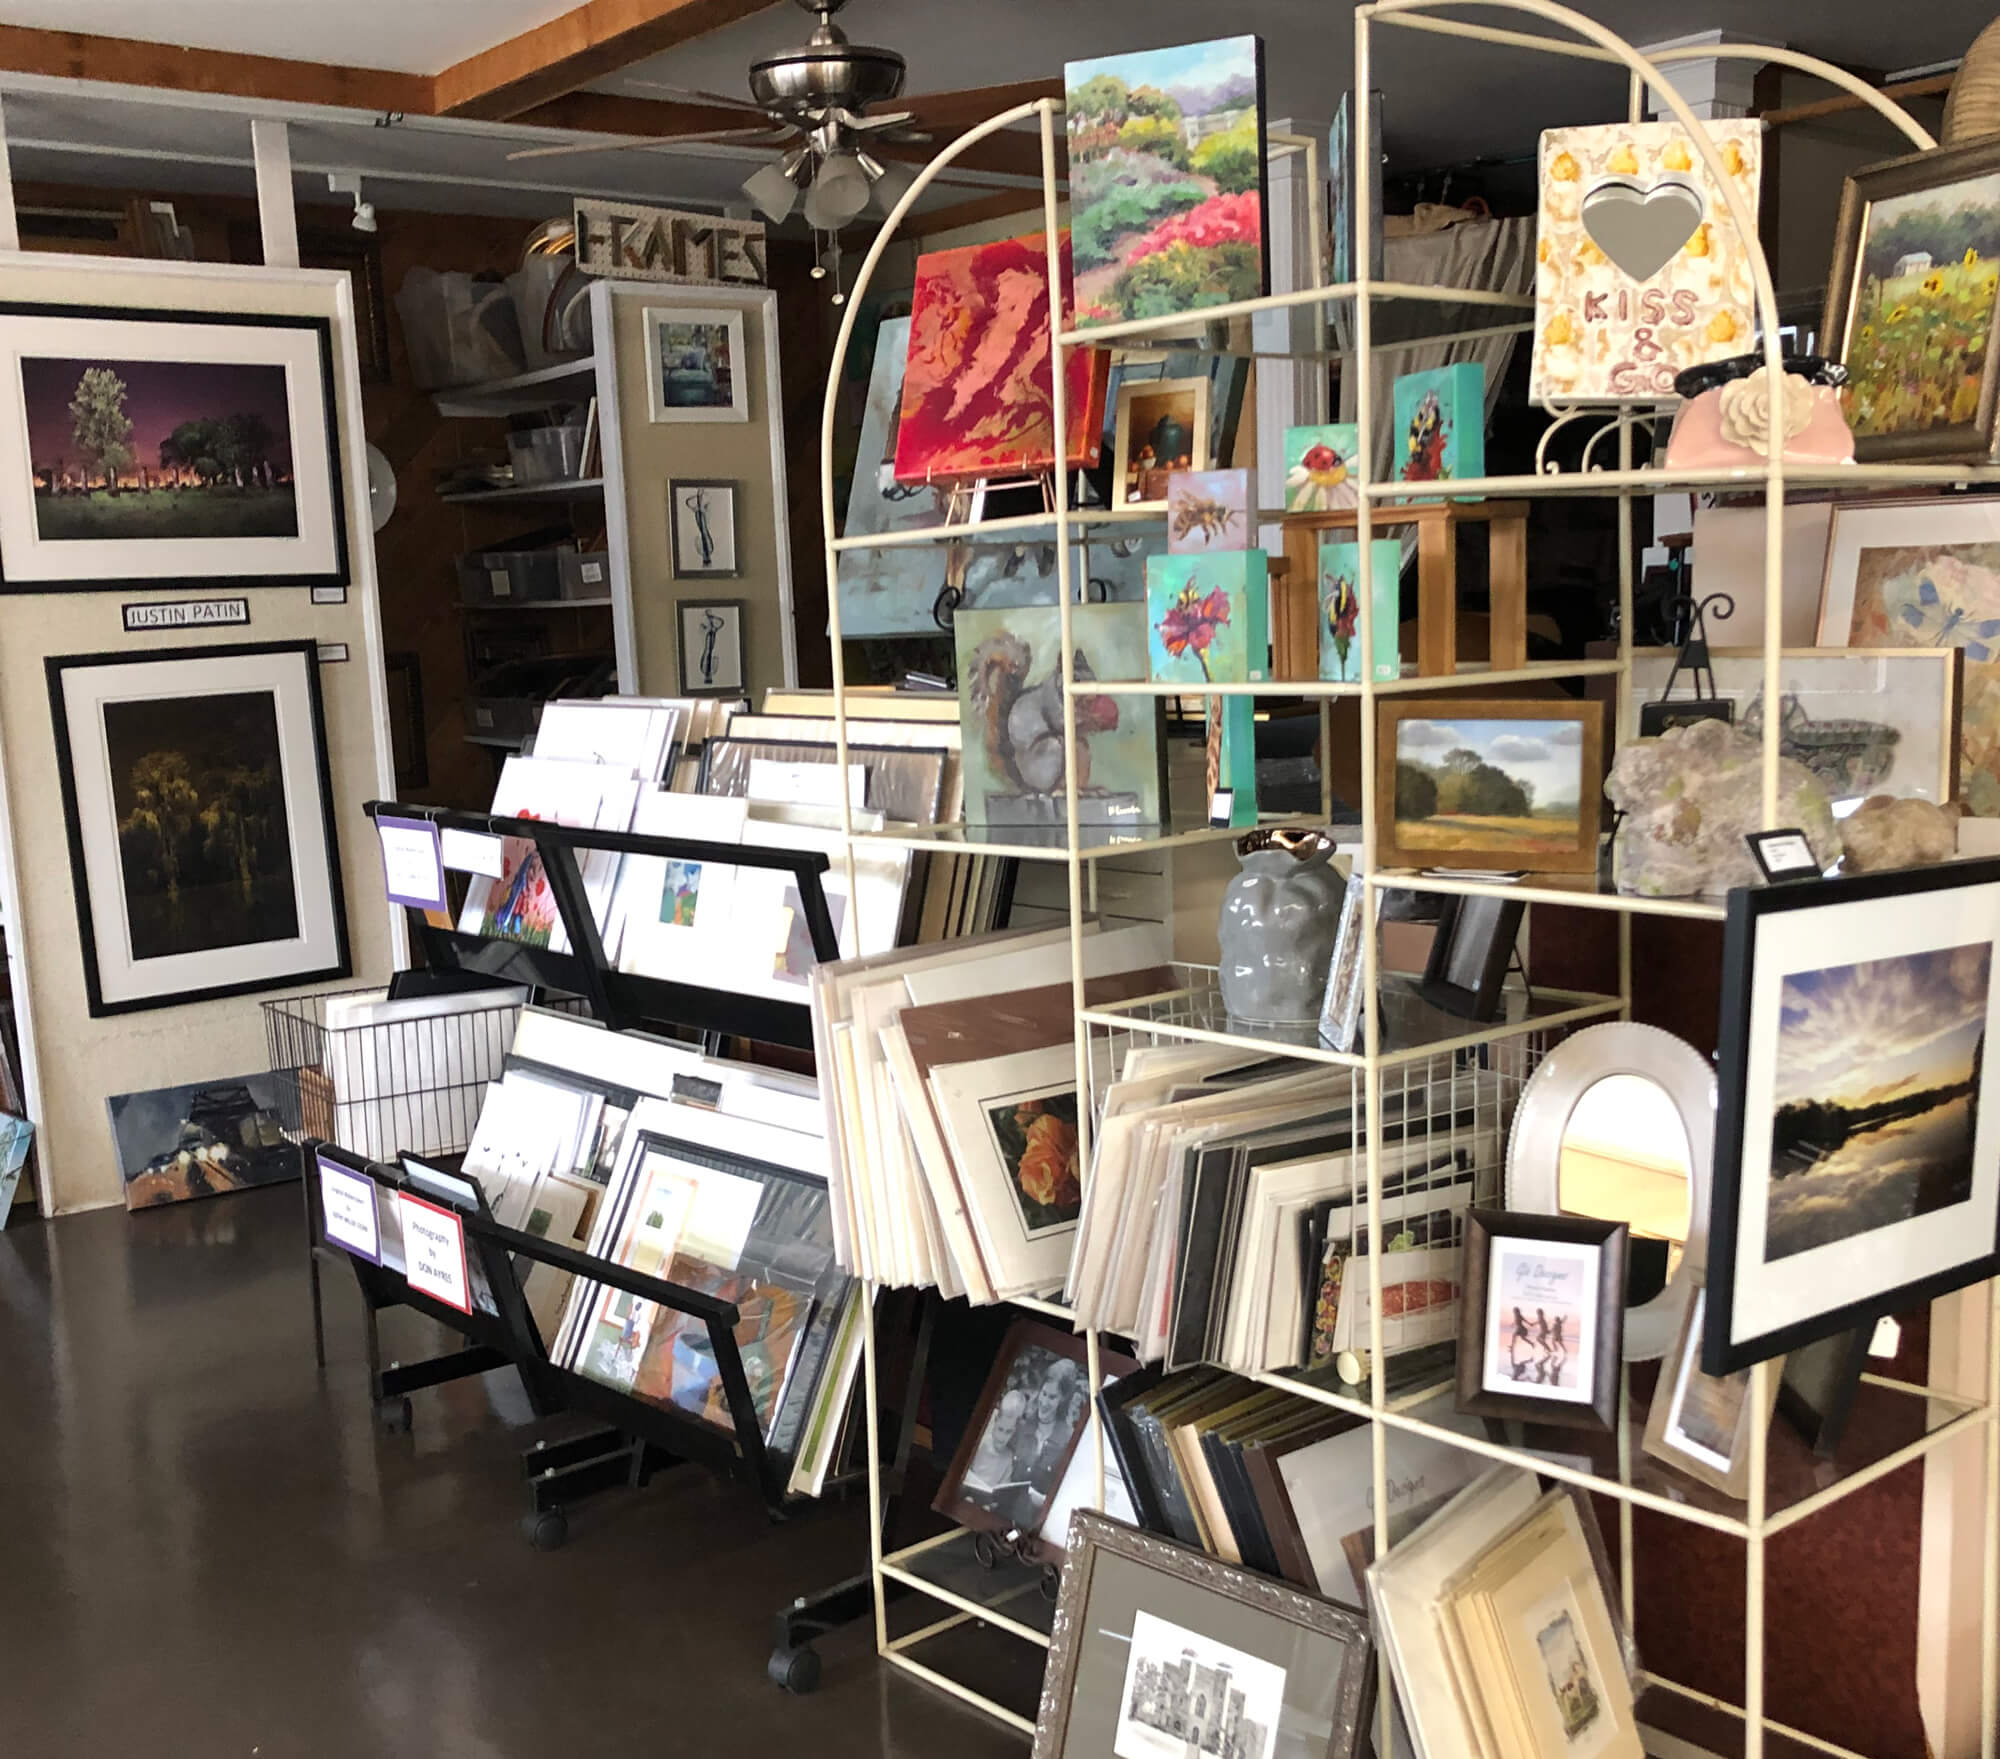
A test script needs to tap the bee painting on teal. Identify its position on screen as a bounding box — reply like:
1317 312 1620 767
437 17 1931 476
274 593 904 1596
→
1319 538 1402 683
1392 362 1485 487
1145 551 1269 684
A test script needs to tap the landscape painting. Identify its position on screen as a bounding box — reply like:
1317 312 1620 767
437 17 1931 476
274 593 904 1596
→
1841 168 2000 445
1383 706 1601 872
893 231 1108 485
22 357 297 540
109 1072 299 1211
104 689 300 961
1764 942 1990 1262
1065 35 1269 329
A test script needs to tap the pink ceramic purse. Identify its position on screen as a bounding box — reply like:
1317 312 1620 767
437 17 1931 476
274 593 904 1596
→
1662 355 1854 470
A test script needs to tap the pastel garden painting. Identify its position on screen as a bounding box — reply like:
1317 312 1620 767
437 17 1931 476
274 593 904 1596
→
1065 35 1268 328
22 357 297 541
1843 171 2000 442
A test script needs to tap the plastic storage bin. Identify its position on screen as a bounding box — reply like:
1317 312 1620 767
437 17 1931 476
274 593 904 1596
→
558 550 612 600
457 550 564 605
394 268 525 390
507 424 587 485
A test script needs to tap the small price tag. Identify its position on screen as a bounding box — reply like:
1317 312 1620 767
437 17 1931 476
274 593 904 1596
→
489 568 511 599
396 1190 471 1313
1869 1315 1902 1360
318 1154 380 1263
1746 828 1821 882
1209 789 1235 829
376 815 447 911
441 828 507 877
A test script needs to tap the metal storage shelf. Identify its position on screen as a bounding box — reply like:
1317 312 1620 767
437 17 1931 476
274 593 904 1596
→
432 358 598 418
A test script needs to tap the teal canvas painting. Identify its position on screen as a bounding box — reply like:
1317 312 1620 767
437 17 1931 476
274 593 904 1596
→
954 603 1164 828
0 1112 28 1227
1283 422 1360 511
1393 362 1486 486
1319 538 1401 683
1146 551 1269 684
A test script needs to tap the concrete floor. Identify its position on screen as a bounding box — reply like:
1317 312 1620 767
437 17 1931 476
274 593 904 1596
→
0 1183 1035 1758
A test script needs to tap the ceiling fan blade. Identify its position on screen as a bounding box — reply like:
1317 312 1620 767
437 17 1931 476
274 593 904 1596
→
506 126 793 163
615 78 773 115
846 110 917 133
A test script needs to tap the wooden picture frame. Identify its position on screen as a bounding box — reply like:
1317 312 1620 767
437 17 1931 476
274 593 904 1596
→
1704 860 2000 1374
1456 1209 1626 1431
1419 892 1525 1020
1823 134 2000 463
1112 374 1212 511
1642 1279 1781 1499
1777 1325 1872 1458
1034 1510 1373 1759
1376 697 1605 874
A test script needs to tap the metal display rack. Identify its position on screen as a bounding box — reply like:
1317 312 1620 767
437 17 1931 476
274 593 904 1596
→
272 800 850 1548
806 4 2000 1751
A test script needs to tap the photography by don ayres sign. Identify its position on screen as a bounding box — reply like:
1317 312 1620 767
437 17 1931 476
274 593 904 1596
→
121 597 250 632
574 200 766 287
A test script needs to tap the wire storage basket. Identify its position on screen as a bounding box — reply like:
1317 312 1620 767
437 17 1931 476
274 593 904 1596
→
262 986 536 1163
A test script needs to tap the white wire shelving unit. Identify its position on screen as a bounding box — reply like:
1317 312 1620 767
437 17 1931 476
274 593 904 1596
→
811 2 2000 1749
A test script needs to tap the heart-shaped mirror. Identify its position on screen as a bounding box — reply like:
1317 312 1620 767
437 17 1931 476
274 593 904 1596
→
1580 176 1704 281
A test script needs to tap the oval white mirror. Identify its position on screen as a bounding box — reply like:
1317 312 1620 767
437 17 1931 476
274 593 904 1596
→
1506 1022 1714 1361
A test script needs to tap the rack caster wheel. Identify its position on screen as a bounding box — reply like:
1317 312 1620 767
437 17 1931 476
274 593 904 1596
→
768 1643 821 1694
523 1509 569 1551
375 1396 413 1435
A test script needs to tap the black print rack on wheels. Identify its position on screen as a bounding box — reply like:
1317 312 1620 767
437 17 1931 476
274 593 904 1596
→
275 801 847 1545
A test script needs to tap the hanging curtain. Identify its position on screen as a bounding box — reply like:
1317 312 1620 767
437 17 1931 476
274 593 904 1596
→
1340 214 1537 482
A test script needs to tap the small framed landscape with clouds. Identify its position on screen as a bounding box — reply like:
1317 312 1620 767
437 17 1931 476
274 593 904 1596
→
1376 699 1604 874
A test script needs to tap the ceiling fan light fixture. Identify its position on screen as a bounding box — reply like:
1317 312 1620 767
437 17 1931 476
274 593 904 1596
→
865 158 916 215
742 159 804 223
803 150 871 228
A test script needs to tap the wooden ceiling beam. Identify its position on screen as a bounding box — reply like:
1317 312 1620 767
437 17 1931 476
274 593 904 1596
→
0 22 430 113
433 0 787 121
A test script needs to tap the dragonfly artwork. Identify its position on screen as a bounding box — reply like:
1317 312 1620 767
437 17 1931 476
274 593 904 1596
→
1896 560 2000 661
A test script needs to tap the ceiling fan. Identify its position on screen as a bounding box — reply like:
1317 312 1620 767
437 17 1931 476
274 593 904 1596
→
506 0 934 231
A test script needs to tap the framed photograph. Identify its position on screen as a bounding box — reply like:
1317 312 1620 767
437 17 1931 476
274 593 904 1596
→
1642 1281 1780 1498
1627 646 1961 810
1818 498 2000 814
0 302 347 591
1376 699 1605 874
1113 375 1212 510
1034 1511 1373 1759
935 1320 1100 1538
643 304 748 423
1420 893 1525 1020
675 598 746 697
1456 1209 1627 1431
1823 136 2000 462
47 640 351 1016
109 1072 299 1210
668 479 739 578
1704 860 2000 1374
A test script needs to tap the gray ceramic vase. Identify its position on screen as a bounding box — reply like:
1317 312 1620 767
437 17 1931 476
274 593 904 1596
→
1218 831 1344 1025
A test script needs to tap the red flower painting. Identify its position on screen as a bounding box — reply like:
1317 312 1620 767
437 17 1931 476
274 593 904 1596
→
892 230 1110 486
1157 583 1233 682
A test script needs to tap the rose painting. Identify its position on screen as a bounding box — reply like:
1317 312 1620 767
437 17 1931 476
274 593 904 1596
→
1065 36 1269 328
987 1090 1082 1234
1846 539 2000 813
892 230 1109 486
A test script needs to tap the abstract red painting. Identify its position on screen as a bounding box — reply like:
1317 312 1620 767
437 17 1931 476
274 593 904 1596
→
893 230 1109 486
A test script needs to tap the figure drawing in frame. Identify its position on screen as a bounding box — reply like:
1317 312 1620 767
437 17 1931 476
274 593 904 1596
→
23 356 297 541
1764 942 1989 1262
107 689 298 961
984 1088 1082 1234
685 485 720 570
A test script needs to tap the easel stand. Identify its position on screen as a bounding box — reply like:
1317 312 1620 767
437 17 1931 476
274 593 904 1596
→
271 800 852 1549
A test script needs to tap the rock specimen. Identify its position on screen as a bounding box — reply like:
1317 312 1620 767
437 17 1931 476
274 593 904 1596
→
1840 794 1963 872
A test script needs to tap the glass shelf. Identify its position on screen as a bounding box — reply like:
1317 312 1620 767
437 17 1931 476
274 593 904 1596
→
1084 660 1630 700
849 816 1313 861
1246 1366 1987 1540
1077 965 1621 1069
1374 869 1731 922
1055 279 1535 351
1366 462 2000 502
431 358 597 418
880 1528 1058 1646
438 476 605 505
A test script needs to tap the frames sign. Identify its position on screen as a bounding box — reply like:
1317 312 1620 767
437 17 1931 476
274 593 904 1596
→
573 200 766 287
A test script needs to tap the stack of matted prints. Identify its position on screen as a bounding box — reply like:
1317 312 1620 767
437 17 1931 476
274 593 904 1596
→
810 921 1171 1294
447 1007 861 1499
1369 1467 1643 1759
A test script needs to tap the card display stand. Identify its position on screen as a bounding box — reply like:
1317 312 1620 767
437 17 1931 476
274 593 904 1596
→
269 800 849 1548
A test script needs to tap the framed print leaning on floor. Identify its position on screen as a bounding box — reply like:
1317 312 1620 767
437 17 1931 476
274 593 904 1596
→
47 640 350 1016
1705 861 2000 1374
0 302 347 591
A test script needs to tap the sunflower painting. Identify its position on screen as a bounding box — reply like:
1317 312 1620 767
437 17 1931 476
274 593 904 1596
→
986 1090 1082 1234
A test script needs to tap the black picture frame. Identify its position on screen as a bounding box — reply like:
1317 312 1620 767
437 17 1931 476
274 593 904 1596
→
1705 861 2000 1374
0 301 349 593
47 639 351 1016
1419 893 1525 1020
1456 1209 1627 1432
1776 1326 1871 1458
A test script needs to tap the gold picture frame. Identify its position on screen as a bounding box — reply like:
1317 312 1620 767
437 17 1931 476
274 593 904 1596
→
1112 374 1212 511
1375 697 1606 875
